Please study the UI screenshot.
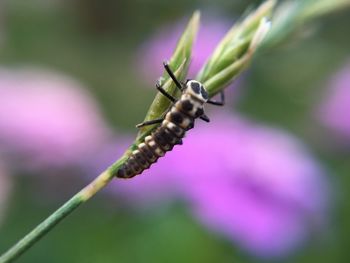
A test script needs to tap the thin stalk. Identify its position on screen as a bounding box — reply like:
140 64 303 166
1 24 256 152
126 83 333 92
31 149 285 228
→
0 155 127 263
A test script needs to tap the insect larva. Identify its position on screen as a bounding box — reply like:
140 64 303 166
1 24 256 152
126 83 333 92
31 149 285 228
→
117 62 225 178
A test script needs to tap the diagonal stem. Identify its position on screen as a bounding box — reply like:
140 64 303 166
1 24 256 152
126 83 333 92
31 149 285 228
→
0 156 127 263
0 194 83 263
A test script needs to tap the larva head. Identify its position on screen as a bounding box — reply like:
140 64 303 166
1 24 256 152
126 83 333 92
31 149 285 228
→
185 80 209 103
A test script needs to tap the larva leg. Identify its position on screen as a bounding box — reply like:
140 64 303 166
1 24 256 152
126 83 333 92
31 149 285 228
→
200 114 210 122
136 118 164 128
156 79 177 103
163 61 184 91
207 91 225 106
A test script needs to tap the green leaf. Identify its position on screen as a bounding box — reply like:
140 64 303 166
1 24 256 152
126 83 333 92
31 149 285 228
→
135 11 200 145
197 0 275 96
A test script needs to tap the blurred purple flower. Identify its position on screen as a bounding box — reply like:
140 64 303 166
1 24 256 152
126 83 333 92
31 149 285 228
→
317 61 350 142
108 112 329 257
0 160 12 227
170 114 329 258
0 68 112 171
136 17 231 82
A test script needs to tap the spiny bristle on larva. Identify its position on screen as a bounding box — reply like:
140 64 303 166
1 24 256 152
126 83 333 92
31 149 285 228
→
158 127 182 146
126 156 138 170
124 165 134 177
153 130 178 152
132 150 149 169
145 136 165 157
165 109 194 130
138 142 158 162
131 164 142 175
172 108 194 130
154 147 165 157
117 167 126 178
163 120 185 138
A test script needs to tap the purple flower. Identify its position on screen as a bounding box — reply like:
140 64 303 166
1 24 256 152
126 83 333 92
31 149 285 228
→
110 112 329 257
0 68 112 171
318 61 350 142
0 160 12 227
170 114 328 257
136 17 231 82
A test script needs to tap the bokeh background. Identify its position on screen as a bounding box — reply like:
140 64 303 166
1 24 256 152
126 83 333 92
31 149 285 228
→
0 0 350 262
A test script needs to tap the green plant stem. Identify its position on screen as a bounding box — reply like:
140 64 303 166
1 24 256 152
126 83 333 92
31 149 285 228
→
0 196 82 263
0 156 127 263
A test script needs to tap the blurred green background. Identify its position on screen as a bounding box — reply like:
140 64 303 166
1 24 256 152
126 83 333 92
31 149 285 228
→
1 0 350 262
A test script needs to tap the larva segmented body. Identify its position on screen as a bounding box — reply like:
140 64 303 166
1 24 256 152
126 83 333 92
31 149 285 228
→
116 63 224 179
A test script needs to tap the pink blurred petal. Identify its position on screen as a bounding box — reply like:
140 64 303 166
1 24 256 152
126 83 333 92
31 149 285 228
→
167 113 329 257
318 61 350 142
108 112 330 257
0 67 112 171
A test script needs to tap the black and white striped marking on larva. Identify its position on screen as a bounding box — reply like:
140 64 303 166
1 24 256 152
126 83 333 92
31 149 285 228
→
116 62 225 179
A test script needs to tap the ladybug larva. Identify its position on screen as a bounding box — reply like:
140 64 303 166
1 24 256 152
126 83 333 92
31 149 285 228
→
117 62 225 178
